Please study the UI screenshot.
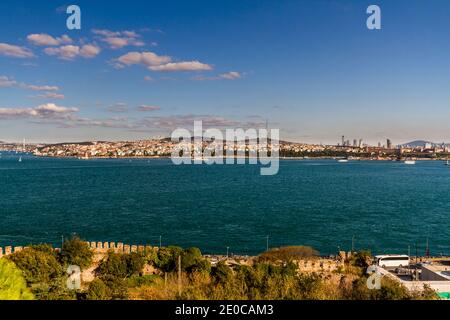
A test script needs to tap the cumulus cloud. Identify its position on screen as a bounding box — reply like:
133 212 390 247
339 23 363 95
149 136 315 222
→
27 33 73 46
0 43 34 58
0 103 78 119
114 51 171 69
92 29 145 49
80 44 101 58
138 105 160 112
44 44 100 60
113 51 212 72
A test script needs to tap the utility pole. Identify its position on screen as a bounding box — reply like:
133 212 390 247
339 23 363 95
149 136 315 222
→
226 246 229 259
408 245 411 258
266 235 269 252
426 238 430 258
178 255 182 296
159 235 162 248
61 235 64 251
351 235 355 252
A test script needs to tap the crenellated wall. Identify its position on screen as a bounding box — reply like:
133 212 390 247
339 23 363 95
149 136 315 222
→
0 241 158 258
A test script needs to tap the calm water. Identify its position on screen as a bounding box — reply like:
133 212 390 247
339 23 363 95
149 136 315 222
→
1 152 449 256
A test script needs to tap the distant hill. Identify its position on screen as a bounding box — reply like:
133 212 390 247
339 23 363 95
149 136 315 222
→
401 140 449 147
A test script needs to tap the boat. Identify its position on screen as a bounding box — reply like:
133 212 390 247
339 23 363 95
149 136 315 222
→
18 156 22 162
445 160 449 166
404 160 416 165
337 159 348 163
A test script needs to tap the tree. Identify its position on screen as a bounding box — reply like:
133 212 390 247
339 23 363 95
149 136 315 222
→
0 259 34 300
8 245 62 285
181 247 211 273
60 236 93 270
96 252 145 279
155 246 183 272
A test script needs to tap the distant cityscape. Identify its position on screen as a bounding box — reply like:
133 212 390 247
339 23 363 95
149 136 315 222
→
1 135 449 160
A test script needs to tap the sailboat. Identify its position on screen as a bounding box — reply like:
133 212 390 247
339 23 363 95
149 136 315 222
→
445 160 449 166
18 156 22 162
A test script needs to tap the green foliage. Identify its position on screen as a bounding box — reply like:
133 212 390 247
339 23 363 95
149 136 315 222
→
85 279 111 300
96 252 145 279
33 275 77 300
0 258 34 300
258 246 319 263
60 237 93 270
127 274 160 288
155 246 183 272
181 247 211 273
211 261 233 284
8 245 62 285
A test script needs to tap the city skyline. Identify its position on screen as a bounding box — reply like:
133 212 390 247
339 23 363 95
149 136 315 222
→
1 0 450 144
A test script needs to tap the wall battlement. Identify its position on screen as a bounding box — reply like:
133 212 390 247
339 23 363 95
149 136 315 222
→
0 241 158 258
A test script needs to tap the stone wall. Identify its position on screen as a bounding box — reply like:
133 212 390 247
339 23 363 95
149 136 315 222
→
0 241 158 258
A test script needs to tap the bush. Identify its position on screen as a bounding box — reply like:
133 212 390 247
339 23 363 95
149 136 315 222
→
0 258 34 300
258 246 319 263
96 252 146 280
85 279 111 300
8 245 62 285
60 237 93 270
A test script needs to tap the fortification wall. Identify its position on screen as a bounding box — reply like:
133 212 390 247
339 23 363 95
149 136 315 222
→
0 241 158 258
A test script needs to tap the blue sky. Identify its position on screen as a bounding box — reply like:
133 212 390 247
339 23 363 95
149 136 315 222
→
1 0 450 144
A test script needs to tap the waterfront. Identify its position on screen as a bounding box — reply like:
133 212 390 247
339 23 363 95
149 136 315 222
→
1 152 449 256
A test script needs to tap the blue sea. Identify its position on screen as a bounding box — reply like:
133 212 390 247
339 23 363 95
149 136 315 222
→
1 152 449 256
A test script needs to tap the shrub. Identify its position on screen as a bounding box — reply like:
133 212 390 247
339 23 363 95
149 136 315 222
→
258 246 319 263
85 279 111 300
0 258 34 300
8 245 62 285
96 252 146 280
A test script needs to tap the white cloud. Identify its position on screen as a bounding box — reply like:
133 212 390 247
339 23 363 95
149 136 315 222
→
149 61 212 72
192 71 242 81
25 84 59 91
0 43 34 58
92 29 145 49
114 51 171 68
143 76 154 81
0 75 60 92
0 103 77 119
0 76 18 87
27 33 73 46
33 92 65 100
44 44 100 60
220 71 242 80
80 44 101 58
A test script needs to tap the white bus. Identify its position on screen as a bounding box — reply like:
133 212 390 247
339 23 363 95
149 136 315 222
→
375 255 410 269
